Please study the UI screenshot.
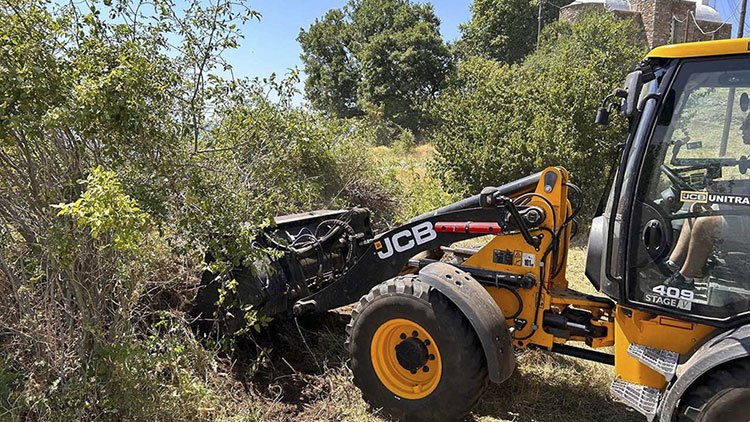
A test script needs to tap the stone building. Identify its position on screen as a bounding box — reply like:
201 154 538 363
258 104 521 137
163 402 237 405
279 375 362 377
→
559 0 732 48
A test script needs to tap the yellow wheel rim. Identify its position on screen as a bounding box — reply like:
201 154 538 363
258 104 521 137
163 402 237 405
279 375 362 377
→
370 318 442 400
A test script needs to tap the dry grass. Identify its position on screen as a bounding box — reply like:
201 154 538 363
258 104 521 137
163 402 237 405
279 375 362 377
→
371 144 435 194
371 144 435 171
370 144 461 224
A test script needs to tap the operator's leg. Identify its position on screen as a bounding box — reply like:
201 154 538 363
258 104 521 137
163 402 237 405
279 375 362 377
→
680 216 721 278
668 219 693 266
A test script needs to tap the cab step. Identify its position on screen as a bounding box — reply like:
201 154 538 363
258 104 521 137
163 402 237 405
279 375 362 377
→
627 343 679 379
610 379 660 419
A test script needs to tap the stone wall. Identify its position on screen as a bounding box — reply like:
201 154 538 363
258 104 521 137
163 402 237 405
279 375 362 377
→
692 19 732 41
663 0 697 47
613 10 648 46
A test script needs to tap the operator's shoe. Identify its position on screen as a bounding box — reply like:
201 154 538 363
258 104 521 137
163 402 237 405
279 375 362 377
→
664 272 694 289
665 272 709 290
657 259 681 276
664 259 680 273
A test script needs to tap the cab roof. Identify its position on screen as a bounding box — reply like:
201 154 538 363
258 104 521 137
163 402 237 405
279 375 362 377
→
647 38 750 59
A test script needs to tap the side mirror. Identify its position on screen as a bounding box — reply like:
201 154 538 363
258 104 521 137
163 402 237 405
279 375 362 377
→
595 89 627 126
595 107 610 125
621 70 643 117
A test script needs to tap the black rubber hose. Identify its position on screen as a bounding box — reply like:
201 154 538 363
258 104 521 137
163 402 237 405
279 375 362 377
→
497 285 523 320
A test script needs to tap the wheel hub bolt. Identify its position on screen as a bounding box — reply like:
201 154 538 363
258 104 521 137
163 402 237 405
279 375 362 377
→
412 330 419 337
428 354 435 360
400 333 406 340
424 339 430 346
423 366 429 372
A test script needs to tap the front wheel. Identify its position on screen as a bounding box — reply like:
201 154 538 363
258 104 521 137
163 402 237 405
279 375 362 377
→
677 359 750 422
346 275 488 421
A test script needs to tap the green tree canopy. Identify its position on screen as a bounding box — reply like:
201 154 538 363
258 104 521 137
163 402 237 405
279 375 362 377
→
298 0 452 134
455 0 571 63
295 8 360 118
431 12 647 214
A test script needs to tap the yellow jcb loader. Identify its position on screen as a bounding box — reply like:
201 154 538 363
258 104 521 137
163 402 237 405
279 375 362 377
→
343 38 750 421
194 38 750 421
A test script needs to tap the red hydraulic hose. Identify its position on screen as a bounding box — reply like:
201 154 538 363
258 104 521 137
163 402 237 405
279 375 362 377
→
434 222 502 234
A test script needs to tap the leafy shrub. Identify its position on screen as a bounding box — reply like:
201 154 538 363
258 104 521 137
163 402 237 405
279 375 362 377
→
396 170 458 222
200 76 402 227
431 12 647 215
54 167 150 253
393 129 417 153
357 101 404 146
369 144 458 223
0 0 400 420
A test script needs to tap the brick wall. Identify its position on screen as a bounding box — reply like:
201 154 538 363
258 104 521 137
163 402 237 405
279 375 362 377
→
629 0 657 46
662 0 696 46
614 10 648 46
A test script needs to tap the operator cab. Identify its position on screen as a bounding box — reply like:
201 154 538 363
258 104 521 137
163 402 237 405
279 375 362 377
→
590 40 750 327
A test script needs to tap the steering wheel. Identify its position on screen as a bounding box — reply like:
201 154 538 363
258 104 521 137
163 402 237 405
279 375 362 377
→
660 164 697 191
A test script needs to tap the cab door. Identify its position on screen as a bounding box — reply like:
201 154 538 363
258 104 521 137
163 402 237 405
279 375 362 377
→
624 56 750 326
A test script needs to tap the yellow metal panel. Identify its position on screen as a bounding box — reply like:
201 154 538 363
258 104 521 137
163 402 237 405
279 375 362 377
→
647 38 750 59
614 306 715 389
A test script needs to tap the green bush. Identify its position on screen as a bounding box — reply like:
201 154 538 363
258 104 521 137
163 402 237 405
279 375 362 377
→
396 170 458 222
431 12 647 215
0 0 400 419
199 77 402 226
393 129 417 153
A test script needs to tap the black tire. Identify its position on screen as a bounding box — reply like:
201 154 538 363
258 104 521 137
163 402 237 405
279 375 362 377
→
677 359 750 422
346 275 488 421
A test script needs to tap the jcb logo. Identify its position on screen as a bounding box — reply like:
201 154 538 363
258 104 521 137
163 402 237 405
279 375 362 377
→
680 191 708 204
375 221 437 259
